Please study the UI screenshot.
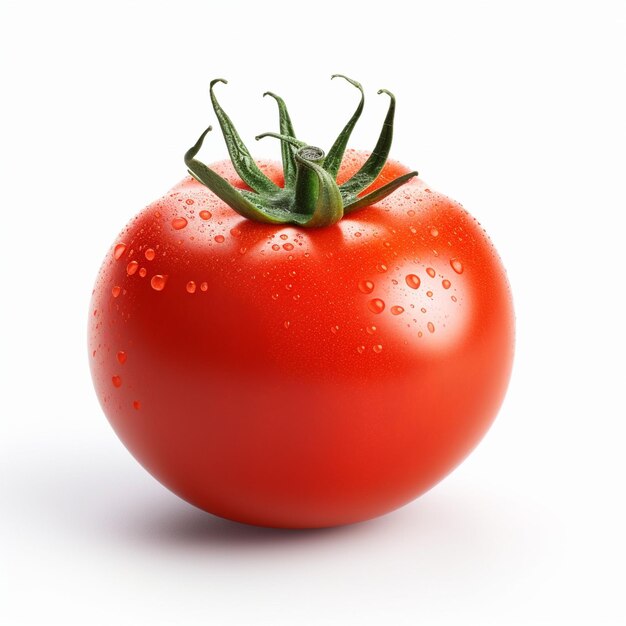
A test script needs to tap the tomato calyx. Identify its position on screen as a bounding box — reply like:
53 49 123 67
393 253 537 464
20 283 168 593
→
184 76 418 228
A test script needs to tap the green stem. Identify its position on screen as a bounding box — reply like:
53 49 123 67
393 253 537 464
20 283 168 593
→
294 146 325 215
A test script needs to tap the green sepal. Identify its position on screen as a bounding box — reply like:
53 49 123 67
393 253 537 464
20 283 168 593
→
324 75 365 179
263 91 298 187
344 171 418 214
339 89 396 196
210 79 278 195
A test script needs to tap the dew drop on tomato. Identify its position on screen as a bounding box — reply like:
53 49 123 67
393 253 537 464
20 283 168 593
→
368 298 385 314
112 285 121 298
427 322 435 333
117 351 127 364
430 227 439 237
151 275 167 291
145 248 155 261
127 260 139 275
376 263 388 273
442 279 451 289
283 243 294 251
139 267 147 278
391 306 404 315
112 375 122 388
450 258 464 274
172 217 188 230
200 282 208 292
426 267 436 278
373 344 383 353
405 274 421 289
199 210 212 220
356 345 365 354
358 280 375 294
133 400 141 410
366 325 377 335
113 243 127 260
186 281 196 294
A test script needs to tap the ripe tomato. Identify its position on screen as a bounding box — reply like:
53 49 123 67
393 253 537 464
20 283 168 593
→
88 78 514 528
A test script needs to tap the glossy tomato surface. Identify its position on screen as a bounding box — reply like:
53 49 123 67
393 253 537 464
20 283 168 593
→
88 151 514 528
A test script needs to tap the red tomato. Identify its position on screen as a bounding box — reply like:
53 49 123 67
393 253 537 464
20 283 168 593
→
88 149 514 528
89 78 514 528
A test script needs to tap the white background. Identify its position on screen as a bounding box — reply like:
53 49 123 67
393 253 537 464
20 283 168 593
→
1 1 625 624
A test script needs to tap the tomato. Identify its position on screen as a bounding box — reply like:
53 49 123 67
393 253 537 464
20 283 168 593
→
88 78 514 528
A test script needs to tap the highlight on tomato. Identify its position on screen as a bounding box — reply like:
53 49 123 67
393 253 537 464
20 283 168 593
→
88 75 514 528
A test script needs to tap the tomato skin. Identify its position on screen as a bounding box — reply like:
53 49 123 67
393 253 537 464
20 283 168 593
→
88 151 514 528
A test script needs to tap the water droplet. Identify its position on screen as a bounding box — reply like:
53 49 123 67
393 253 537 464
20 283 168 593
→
151 275 167 291
427 321 435 333
451 295 458 302
280 233 288 240
418 331 423 338
331 325 340 334
430 227 439 237
271 293 279 300
373 344 383 353
356 345 365 354
285 283 293 290
405 274 421 289
139 267 147 278
230 227 242 238
199 210 212 220
198 282 207 292
185 198 194 205
368 298 385 314
358 279 375 294
114 243 127 260
391 305 404 315
354 232 362 237
366 325 377 335
213 234 224 243
425 188 432 194
442 279 451 289
289 270 297 277
117 351 127 364
450 258 464 274
407 209 416 216
272 244 280 251
127 260 139 275
283 243 294 251
426 290 433 297
426 267 436 278
145 248 155 261
421 307 427 313
292 294 300 301
133 400 141 410
376 263 388 273
283 320 290 329
112 285 121 298
172 217 188 230
112 375 122 388
186 281 196 294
